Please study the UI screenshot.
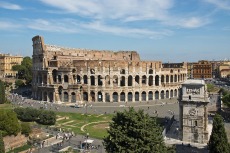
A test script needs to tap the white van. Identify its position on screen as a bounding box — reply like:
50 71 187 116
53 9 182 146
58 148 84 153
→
73 139 94 152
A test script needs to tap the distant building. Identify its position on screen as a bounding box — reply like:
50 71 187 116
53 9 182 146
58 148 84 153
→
220 69 230 78
179 80 210 144
0 53 23 78
193 60 212 79
187 62 194 79
217 61 230 78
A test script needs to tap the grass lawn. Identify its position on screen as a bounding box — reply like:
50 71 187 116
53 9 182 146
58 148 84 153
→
0 103 13 110
56 112 113 139
6 144 31 153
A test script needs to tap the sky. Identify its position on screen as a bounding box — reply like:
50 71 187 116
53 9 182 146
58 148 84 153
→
0 0 230 62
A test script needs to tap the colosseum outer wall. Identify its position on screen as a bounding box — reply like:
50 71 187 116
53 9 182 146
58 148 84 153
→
32 35 187 104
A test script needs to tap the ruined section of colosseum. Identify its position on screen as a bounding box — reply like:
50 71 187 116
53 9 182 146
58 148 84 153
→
32 35 187 104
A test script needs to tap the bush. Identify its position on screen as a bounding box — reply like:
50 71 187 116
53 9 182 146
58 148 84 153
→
21 122 31 137
0 80 6 104
14 107 40 122
38 110 56 125
14 107 25 120
15 79 25 87
0 110 21 136
14 107 56 125
0 132 5 153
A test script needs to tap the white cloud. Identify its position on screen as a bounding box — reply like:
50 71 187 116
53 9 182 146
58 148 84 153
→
39 0 211 29
40 0 173 21
81 20 173 38
0 1 22 10
204 0 230 10
0 21 21 30
23 18 172 38
27 19 79 33
178 17 210 28
162 16 210 28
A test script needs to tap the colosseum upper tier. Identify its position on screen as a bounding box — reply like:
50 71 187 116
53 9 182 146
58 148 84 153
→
32 35 187 104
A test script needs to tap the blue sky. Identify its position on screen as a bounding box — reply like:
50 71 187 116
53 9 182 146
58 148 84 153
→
0 0 230 62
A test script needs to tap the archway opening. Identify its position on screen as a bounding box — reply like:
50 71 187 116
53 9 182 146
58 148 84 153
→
142 91 146 101
142 75 146 85
155 91 159 100
149 91 153 101
98 75 103 86
113 75 118 86
71 92 76 103
64 75 69 83
120 76 125 86
90 91 95 102
166 90 169 98
128 92 132 102
135 75 140 86
77 75 81 83
155 75 159 86
84 75 88 84
120 92 125 102
149 76 153 86
64 92 68 102
98 91 103 102
128 75 132 86
83 92 88 101
113 92 118 102
52 69 57 83
91 76 95 86
135 92 139 101
105 93 110 102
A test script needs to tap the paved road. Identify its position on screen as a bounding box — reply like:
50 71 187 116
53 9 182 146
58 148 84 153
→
33 135 105 153
10 94 179 119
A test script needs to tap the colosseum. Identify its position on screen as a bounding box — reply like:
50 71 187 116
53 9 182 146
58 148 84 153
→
32 35 187 104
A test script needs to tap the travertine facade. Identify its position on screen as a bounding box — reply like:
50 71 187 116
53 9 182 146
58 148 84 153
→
179 80 209 144
0 53 23 78
32 35 187 103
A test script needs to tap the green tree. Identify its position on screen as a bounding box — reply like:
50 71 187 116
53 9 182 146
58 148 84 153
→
12 56 32 84
0 80 6 104
14 107 26 120
207 83 215 92
14 107 40 122
0 110 21 136
21 122 31 137
15 79 25 87
38 110 56 125
0 132 5 153
208 114 230 153
103 107 173 153
222 94 230 108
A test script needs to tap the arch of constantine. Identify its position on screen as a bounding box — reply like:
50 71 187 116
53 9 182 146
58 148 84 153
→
32 35 187 104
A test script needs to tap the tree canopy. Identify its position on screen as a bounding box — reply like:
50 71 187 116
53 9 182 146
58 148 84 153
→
0 132 5 153
103 107 174 153
12 56 32 84
0 110 21 136
208 114 230 153
0 80 6 104
14 107 56 125
220 88 230 108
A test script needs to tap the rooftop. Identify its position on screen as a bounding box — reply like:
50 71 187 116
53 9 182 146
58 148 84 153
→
182 79 205 85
